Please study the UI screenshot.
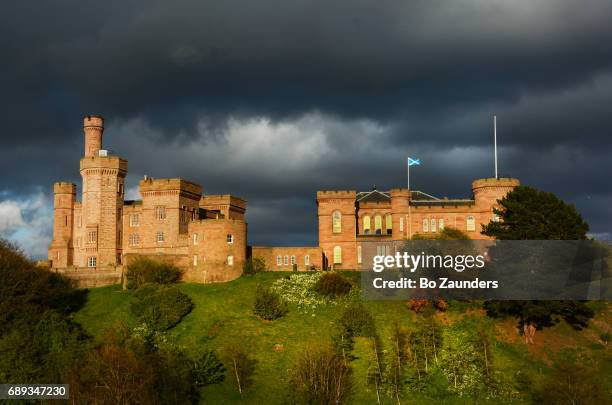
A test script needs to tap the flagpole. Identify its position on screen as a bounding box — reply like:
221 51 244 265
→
494 115 498 179
407 157 412 239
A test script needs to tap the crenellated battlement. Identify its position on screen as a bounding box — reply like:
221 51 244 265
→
140 177 202 197
53 182 76 194
472 177 520 191
316 190 357 200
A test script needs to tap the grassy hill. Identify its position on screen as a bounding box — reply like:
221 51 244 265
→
73 272 611 404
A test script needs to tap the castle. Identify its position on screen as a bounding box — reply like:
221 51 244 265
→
48 115 519 286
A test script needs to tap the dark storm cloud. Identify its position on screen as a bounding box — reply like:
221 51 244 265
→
1 1 611 255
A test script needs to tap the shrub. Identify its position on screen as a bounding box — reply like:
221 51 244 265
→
242 257 266 276
316 272 352 297
408 299 429 313
289 342 353 405
253 285 288 320
338 302 375 338
125 257 182 289
192 351 225 387
130 284 193 330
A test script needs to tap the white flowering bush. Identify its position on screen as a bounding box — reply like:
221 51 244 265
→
271 273 360 313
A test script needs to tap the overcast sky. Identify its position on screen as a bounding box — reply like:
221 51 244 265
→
1 0 611 258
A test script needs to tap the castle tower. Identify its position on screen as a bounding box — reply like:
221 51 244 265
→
316 190 357 269
79 115 128 268
472 177 520 224
390 188 410 239
49 182 76 267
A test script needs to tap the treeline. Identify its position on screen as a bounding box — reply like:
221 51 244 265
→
0 248 227 404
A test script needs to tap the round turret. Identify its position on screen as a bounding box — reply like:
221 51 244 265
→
83 114 104 157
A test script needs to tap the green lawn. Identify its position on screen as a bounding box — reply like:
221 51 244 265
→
72 273 611 404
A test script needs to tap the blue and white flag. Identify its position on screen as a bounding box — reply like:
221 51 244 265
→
408 157 421 166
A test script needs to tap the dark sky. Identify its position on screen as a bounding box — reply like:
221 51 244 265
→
1 1 611 258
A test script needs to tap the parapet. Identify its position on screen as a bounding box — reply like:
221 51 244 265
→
472 177 520 191
201 194 247 210
83 114 104 129
139 177 203 198
316 190 357 200
389 188 410 197
80 155 128 173
53 182 76 194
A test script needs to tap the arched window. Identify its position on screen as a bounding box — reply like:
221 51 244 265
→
422 218 429 232
466 215 476 231
304 255 310 266
431 218 436 233
439 218 445 230
276 255 282 266
363 215 371 235
284 255 289 265
385 215 392 235
291 255 296 265
375 215 382 235
332 211 342 233
333 246 342 264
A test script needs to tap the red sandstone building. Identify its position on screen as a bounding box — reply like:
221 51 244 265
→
48 115 518 286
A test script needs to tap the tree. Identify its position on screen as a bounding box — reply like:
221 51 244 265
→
223 343 257 395
289 342 353 405
130 284 194 331
387 322 409 404
365 336 385 404
481 186 594 341
242 257 266 276
482 186 589 240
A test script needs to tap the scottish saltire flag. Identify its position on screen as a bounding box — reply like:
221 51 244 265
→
408 157 421 166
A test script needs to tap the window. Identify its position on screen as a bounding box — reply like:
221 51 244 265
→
76 237 81 247
399 217 404 232
77 216 82 228
376 245 390 256
439 218 445 230
57 251 60 261
291 255 296 265
193 255 198 266
193 233 199 245
284 255 289 265
333 246 342 264
128 234 139 246
304 255 310 266
118 182 124 195
227 234 234 244
422 218 429 232
87 230 97 243
357 245 362 264
385 215 392 235
191 208 198 221
467 216 476 231
363 215 371 235
431 218 436 233
156 231 164 243
332 211 342 233
227 255 234 266
155 206 166 220
375 215 382 235
130 214 139 227
180 206 188 223
87 256 97 268
277 255 282 266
